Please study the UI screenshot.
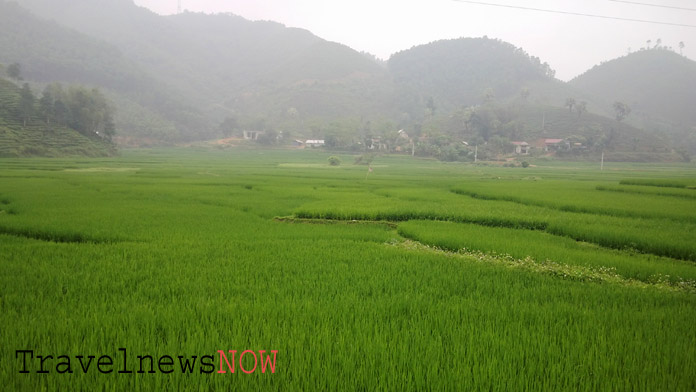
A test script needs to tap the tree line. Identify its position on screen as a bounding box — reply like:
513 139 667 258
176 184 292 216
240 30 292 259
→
17 81 115 140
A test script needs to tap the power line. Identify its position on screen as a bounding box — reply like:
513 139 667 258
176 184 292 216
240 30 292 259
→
451 0 696 28
608 0 696 12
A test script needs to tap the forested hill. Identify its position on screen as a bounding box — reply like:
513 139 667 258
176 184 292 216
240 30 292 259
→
570 49 696 128
11 0 395 138
389 38 555 115
387 37 615 120
0 1 208 142
570 49 696 154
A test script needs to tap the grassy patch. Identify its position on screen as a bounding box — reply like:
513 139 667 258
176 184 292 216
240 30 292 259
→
397 220 696 287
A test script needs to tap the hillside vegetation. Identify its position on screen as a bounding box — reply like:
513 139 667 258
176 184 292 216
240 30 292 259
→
572 49 696 127
0 77 116 157
571 49 696 153
0 1 208 142
11 0 395 139
388 37 555 117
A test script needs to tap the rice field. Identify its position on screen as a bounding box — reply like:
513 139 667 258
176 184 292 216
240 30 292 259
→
1 149 695 390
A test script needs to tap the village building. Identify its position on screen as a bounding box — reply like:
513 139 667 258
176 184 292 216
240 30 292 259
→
511 141 530 154
305 139 325 148
369 137 387 151
242 130 263 140
534 138 568 152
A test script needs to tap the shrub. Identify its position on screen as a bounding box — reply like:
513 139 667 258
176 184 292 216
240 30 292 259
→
328 156 341 166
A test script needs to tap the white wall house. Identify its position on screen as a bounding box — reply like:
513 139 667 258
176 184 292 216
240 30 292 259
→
305 139 325 148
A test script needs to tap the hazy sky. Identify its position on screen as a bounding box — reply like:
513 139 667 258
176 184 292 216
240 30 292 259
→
132 0 695 81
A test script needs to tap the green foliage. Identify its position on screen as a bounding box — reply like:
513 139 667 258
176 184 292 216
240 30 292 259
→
0 77 116 156
18 83 35 126
7 62 22 80
613 101 631 122
256 129 278 145
61 85 115 139
218 117 238 138
327 155 341 166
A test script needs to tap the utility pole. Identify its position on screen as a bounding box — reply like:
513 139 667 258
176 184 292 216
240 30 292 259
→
600 151 604 171
177 0 182 14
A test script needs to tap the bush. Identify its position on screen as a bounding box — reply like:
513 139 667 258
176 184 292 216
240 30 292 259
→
328 156 341 166
521 161 530 168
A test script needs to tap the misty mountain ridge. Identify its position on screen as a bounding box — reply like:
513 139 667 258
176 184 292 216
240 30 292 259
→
571 49 696 154
9 0 393 136
571 49 696 127
2 0 694 157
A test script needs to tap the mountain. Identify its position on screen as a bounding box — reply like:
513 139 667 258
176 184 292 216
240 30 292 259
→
0 0 208 142
1 0 688 158
386 37 619 128
570 49 696 152
385 38 665 153
388 38 555 117
226 39 395 123
12 0 395 138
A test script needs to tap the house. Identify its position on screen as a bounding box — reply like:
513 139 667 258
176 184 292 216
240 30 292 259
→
293 140 305 147
243 130 263 140
305 139 325 148
534 138 567 152
511 141 530 155
369 137 387 151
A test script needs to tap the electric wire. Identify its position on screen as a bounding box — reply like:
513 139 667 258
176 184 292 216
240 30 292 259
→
451 0 696 28
608 0 696 12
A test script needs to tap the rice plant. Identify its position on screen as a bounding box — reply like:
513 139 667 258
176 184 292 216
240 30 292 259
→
1 150 695 390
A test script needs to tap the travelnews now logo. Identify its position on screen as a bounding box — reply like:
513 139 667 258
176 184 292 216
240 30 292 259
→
15 348 278 375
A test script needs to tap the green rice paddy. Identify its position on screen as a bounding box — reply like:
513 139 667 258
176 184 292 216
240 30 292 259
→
1 149 695 390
